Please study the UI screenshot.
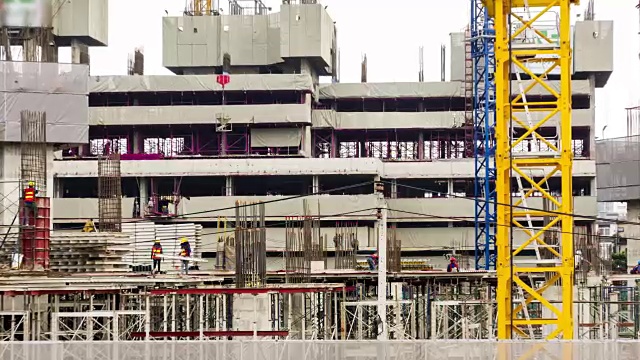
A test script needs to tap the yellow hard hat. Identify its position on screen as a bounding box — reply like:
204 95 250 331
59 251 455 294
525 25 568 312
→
154 239 160 243
180 237 188 243
28 181 34 186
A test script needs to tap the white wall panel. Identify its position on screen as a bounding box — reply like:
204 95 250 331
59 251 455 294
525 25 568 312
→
53 158 595 179
89 104 311 126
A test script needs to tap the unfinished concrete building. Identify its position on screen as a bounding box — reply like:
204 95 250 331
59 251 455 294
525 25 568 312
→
0 0 106 266
49 1 612 270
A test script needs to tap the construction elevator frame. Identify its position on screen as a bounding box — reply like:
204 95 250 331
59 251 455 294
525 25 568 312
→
471 0 497 270
485 0 576 340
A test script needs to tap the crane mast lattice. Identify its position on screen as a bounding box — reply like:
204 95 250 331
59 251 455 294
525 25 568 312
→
480 0 576 340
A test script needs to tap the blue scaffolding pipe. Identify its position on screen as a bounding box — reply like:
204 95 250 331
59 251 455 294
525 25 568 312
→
471 0 496 270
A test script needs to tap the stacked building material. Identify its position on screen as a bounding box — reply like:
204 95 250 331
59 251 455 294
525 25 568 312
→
121 221 156 264
194 224 203 259
50 232 131 273
156 223 199 269
121 222 202 268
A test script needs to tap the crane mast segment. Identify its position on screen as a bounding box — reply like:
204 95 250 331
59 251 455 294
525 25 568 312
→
484 0 575 340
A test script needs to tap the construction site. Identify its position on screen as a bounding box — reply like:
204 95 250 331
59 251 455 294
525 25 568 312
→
0 0 634 358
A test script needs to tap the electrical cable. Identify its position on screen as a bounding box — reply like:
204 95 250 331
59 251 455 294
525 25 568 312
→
43 180 375 232
130 207 379 250
384 180 636 226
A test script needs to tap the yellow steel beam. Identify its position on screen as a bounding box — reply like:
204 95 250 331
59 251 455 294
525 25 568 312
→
490 0 575 341
482 0 579 17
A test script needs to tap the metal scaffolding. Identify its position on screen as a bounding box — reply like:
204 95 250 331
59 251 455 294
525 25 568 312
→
234 201 266 288
470 0 497 270
97 153 122 232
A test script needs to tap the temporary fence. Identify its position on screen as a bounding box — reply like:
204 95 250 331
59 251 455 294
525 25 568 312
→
2 340 640 360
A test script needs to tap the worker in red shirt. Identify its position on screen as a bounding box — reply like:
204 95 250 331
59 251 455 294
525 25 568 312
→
447 256 459 272
151 239 163 274
23 181 38 224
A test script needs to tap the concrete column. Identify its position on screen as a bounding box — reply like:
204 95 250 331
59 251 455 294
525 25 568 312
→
302 126 312 157
390 179 397 199
70 39 89 65
132 131 143 154
312 176 319 194
418 132 424 160
220 133 228 156
225 177 234 196
138 178 149 205
447 179 454 197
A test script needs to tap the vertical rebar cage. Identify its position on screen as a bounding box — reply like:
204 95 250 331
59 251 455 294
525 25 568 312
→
19 110 50 270
284 200 326 283
235 201 266 288
97 154 122 232
20 111 47 196
334 222 358 270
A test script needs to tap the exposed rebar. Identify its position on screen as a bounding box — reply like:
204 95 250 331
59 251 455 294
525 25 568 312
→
20 111 47 196
334 222 358 270
285 200 326 283
98 153 122 232
387 225 401 272
235 201 266 288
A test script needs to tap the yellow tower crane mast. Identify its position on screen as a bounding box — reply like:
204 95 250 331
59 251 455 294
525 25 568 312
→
192 0 213 16
482 0 578 340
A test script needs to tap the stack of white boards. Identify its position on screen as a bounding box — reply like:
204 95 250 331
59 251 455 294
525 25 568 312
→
121 221 202 268
121 222 156 265
50 232 131 273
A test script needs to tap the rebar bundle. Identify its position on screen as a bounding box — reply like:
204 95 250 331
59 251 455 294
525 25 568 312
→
20 111 47 196
97 154 122 232
333 222 358 270
235 201 266 288
387 225 401 272
284 201 326 283
285 216 309 283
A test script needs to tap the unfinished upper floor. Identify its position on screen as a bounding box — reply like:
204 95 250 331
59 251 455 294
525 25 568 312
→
80 74 597 161
162 1 336 77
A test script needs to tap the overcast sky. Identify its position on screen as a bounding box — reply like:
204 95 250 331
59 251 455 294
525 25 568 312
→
61 1 637 138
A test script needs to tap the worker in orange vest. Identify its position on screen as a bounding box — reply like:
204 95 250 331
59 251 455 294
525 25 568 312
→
151 239 163 274
23 181 38 225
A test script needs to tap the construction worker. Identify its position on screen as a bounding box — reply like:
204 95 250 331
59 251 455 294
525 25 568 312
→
179 237 192 275
631 260 640 274
23 181 38 225
82 219 96 232
446 256 459 272
367 253 379 270
151 239 163 274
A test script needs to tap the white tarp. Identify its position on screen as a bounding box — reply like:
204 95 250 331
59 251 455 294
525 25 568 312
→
312 110 466 129
311 108 593 129
318 80 591 99
250 128 302 147
89 104 311 126
0 61 89 143
90 74 314 93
